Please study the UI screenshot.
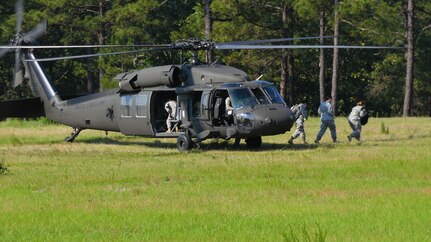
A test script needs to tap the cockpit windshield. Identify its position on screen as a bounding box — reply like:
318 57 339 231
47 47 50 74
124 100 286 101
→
262 86 286 105
228 88 258 109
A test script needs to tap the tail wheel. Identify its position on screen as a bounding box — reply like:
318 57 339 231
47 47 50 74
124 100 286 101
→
245 136 262 149
177 133 192 151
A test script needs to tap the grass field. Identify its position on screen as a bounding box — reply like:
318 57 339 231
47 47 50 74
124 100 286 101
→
0 117 430 241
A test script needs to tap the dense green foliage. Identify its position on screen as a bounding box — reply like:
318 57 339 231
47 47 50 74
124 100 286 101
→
1 0 430 116
1 117 431 240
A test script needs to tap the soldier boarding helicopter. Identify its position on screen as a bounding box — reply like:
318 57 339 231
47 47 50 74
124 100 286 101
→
1 1 402 151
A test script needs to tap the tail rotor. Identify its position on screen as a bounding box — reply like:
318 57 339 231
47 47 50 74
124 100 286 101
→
0 0 47 87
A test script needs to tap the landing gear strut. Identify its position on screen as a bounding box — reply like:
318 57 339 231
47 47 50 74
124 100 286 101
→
65 128 83 142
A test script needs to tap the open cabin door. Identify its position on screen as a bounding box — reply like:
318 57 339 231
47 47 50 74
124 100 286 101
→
209 89 232 126
201 90 211 121
118 91 153 136
150 90 181 137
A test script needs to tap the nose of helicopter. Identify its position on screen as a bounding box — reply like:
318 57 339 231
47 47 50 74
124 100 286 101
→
236 105 295 136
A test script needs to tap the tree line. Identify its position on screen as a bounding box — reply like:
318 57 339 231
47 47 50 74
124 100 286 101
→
1 0 430 117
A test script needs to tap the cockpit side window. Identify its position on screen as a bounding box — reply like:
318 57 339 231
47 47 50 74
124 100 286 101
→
251 88 271 105
263 86 286 105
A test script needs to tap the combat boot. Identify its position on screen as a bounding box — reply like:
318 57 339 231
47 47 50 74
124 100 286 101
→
288 137 294 145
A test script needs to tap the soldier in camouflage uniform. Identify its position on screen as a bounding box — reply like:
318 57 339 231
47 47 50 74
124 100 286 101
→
315 96 338 143
347 101 366 141
288 99 308 144
165 100 177 133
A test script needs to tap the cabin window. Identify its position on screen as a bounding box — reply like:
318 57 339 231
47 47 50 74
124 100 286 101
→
121 95 133 117
136 94 148 117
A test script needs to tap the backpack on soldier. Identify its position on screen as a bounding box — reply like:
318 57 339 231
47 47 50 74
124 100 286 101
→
360 108 369 125
290 104 300 120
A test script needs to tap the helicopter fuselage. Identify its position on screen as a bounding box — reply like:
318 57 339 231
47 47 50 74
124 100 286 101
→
25 52 295 149
51 82 295 139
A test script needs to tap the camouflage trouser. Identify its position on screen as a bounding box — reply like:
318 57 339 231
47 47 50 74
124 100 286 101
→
348 119 362 140
292 124 306 141
166 114 175 130
316 120 337 142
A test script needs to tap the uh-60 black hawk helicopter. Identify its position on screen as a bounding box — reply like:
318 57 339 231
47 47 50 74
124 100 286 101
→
1 1 401 151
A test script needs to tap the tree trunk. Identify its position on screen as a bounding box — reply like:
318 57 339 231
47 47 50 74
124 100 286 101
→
429 92 431 117
331 0 340 115
86 48 96 93
403 0 415 117
288 46 295 105
280 53 288 102
98 0 105 92
429 91 431 117
319 6 326 102
204 0 213 63
280 4 295 106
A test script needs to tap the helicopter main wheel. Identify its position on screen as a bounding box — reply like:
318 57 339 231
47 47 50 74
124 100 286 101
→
245 136 262 149
177 133 193 151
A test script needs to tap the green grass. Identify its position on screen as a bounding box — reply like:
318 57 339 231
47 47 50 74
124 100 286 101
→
0 117 430 241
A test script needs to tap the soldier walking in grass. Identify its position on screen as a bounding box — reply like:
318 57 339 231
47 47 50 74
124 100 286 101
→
288 98 308 144
315 96 338 144
347 101 366 142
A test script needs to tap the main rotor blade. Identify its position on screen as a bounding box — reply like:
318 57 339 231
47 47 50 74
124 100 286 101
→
216 44 405 50
0 44 171 49
0 45 11 57
25 47 173 62
22 19 47 43
15 0 24 34
14 50 24 87
218 36 340 46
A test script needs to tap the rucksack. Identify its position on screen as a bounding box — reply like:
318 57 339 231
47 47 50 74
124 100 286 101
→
360 109 369 125
291 104 300 119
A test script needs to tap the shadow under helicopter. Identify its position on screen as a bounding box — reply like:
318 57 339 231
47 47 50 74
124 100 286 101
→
77 137 322 151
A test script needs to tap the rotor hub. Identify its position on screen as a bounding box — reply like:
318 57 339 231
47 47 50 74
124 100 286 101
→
172 38 215 51
11 33 25 46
